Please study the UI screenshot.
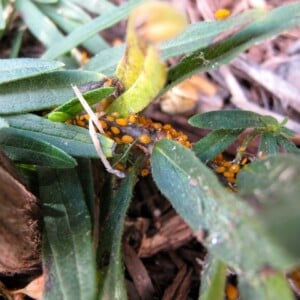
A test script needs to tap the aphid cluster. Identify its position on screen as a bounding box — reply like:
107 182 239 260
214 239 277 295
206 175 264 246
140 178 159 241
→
70 112 191 176
211 153 249 187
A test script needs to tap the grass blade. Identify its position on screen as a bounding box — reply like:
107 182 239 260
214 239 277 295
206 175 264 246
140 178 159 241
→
15 0 64 48
42 0 143 59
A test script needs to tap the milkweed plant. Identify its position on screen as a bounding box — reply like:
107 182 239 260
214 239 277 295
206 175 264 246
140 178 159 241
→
1 0 300 299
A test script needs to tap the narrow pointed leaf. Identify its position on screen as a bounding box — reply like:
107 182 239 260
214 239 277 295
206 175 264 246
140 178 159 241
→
259 133 278 155
0 128 76 168
193 129 243 163
42 0 143 59
48 86 114 122
189 110 278 130
0 70 103 114
98 170 137 300
2 114 114 158
166 2 300 90
0 58 64 85
199 255 227 300
84 9 262 74
15 0 64 48
39 168 97 300
276 135 300 154
151 139 300 272
39 2 108 54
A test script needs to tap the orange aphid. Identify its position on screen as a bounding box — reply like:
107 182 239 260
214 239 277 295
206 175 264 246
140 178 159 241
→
111 126 121 135
116 118 129 126
121 135 134 144
215 8 231 20
138 134 152 145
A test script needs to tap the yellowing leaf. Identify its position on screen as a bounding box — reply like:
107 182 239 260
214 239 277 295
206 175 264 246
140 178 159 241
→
106 46 166 116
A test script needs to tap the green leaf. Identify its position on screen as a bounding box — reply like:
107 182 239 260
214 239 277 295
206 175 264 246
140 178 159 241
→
239 273 294 300
33 0 58 3
166 2 300 90
48 86 114 122
70 0 116 15
161 8 263 59
42 0 143 59
84 9 261 74
0 117 9 129
15 0 64 48
0 128 76 168
237 155 300 267
0 70 103 114
189 110 278 130
39 1 108 54
0 58 64 85
98 170 137 300
193 129 243 163
2 114 115 158
276 135 300 154
259 133 278 155
83 45 125 75
151 139 299 273
199 255 227 300
76 158 95 223
39 168 97 300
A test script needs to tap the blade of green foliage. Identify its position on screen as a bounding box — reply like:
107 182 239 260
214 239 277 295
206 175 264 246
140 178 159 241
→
239 273 294 300
0 1 5 30
0 117 8 129
193 129 243 163
70 0 116 15
15 0 64 48
0 128 76 168
39 1 108 54
199 255 227 300
189 110 278 130
83 45 125 75
47 86 114 122
161 8 263 59
2 114 114 158
151 139 300 273
98 170 137 300
34 0 58 3
0 58 64 85
166 2 300 90
84 9 262 74
276 135 300 154
237 155 300 267
42 0 143 59
259 133 278 155
76 158 95 223
10 28 25 58
39 168 97 300
0 70 103 114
